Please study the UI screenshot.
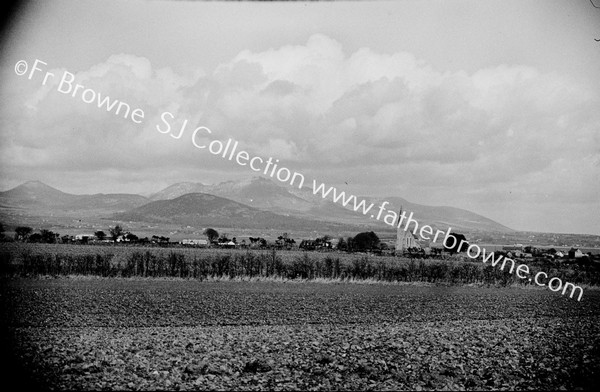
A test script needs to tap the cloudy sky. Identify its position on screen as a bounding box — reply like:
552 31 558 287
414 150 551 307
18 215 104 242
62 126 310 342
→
0 0 599 234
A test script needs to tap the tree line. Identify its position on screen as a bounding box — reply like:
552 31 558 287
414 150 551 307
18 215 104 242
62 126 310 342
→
1 222 470 256
4 224 169 245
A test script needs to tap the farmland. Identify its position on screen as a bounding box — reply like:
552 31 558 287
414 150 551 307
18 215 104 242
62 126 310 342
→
1 243 600 390
2 278 600 390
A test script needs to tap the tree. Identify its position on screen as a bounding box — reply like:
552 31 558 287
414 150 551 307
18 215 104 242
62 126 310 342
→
125 233 138 242
152 235 170 244
353 231 380 251
40 229 57 243
28 232 42 243
337 237 346 250
346 236 354 251
0 222 4 240
15 226 32 242
204 228 219 243
94 230 106 241
109 225 124 242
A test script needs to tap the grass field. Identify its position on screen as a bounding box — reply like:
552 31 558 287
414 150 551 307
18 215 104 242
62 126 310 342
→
2 277 600 390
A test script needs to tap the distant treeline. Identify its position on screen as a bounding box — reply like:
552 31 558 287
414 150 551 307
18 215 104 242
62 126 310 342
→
1 245 598 287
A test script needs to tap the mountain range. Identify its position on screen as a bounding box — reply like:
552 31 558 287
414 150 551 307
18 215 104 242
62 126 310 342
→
147 178 513 233
0 178 514 234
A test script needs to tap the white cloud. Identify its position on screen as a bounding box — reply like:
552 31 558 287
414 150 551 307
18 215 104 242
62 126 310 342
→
1 34 598 233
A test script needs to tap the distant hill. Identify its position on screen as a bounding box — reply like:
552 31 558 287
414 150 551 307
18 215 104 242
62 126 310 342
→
151 177 378 224
151 177 514 233
0 181 148 216
0 180 78 206
362 196 514 233
149 182 209 201
150 177 315 213
0 179 514 234
114 192 349 231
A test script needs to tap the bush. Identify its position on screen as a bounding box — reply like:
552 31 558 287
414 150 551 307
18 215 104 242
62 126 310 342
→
2 243 599 287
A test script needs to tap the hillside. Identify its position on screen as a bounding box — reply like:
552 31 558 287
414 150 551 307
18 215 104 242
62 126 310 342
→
0 181 78 206
114 193 350 231
151 177 514 233
362 196 514 233
150 177 315 214
0 181 149 216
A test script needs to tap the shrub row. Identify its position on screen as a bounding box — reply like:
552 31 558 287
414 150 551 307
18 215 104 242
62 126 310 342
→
3 248 597 287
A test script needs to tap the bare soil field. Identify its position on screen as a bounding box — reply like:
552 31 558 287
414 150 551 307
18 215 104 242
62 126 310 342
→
1 278 599 390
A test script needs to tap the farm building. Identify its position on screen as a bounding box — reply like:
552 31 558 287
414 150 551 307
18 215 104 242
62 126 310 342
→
217 241 236 248
299 239 332 250
181 239 208 247
568 248 585 259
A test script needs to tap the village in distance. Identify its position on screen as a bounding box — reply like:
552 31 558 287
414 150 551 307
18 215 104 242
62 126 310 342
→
0 177 599 264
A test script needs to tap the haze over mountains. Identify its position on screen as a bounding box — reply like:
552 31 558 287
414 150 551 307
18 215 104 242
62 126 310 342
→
0 178 513 233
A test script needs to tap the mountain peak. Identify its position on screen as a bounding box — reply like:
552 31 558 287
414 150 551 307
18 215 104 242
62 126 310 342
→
0 180 72 205
149 182 207 201
13 180 65 193
22 180 51 188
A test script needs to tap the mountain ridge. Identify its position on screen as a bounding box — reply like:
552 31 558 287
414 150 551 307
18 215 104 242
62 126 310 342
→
113 192 348 231
0 180 149 215
149 177 513 233
0 178 513 233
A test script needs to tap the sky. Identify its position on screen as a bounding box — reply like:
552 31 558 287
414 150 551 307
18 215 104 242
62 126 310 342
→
0 0 599 235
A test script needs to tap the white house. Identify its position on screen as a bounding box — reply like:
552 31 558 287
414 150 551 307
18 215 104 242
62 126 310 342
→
181 239 208 247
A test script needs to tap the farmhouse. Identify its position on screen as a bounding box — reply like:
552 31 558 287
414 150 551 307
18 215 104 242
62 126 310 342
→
181 239 208 247
218 241 236 248
299 239 332 250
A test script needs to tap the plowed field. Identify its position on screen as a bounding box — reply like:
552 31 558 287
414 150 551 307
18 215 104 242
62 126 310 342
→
1 278 599 390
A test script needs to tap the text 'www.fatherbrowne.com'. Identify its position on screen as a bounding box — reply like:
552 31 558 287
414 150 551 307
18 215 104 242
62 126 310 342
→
14 58 585 301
